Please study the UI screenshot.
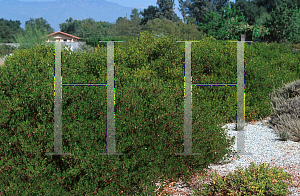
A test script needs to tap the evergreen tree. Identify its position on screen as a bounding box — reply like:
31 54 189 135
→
155 0 182 22
178 0 231 26
139 5 161 26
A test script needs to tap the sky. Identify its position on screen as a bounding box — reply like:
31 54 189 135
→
2 0 236 30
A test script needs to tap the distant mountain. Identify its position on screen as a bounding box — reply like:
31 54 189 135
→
0 0 146 32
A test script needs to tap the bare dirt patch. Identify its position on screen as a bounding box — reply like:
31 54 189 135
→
0 60 5 67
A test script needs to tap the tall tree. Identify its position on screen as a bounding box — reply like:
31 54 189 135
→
178 0 231 26
24 17 54 36
130 8 142 27
208 0 231 17
289 0 300 8
178 0 190 24
229 0 300 26
228 0 300 42
13 17 55 49
96 21 117 38
187 0 213 26
59 17 114 39
75 18 101 39
59 17 84 36
110 16 132 38
129 8 143 37
138 17 209 41
228 0 273 26
261 0 300 43
155 0 182 22
253 10 273 27
251 0 298 14
139 5 162 26
12 23 52 51
0 18 24 43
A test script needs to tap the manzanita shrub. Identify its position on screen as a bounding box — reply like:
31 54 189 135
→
0 31 239 195
1 30 300 195
186 35 300 124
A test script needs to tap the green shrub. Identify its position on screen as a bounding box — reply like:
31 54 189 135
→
1 30 300 195
0 31 240 195
184 36 300 124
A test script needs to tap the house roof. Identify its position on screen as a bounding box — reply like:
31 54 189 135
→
40 31 81 40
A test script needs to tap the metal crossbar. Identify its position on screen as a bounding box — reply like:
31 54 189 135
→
45 35 253 158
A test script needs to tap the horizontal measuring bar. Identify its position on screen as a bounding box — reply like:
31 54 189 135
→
193 84 237 86
60 83 239 86
62 84 107 86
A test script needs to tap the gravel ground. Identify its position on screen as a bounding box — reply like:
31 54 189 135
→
142 118 300 195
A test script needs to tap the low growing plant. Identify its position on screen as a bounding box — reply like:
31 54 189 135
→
193 161 296 195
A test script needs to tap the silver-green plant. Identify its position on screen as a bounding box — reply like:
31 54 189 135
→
12 23 50 52
268 79 300 142
71 41 94 55
230 117 246 131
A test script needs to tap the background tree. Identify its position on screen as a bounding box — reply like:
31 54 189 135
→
74 18 101 39
155 0 182 22
59 17 114 41
7 0 299 53
289 0 300 8
207 0 231 17
178 0 189 24
250 0 298 14
225 0 259 26
261 0 300 44
12 22 52 51
197 2 261 41
0 18 24 43
24 17 54 36
109 16 133 38
94 20 118 39
253 11 273 29
138 17 209 41
59 17 83 36
130 8 142 28
139 5 161 26
204 0 300 43
178 0 199 26
177 0 231 26
128 8 143 38
228 0 300 28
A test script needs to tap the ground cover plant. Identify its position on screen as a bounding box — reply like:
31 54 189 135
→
193 162 296 195
0 30 300 195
